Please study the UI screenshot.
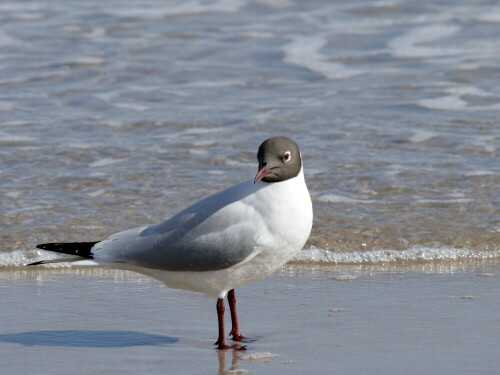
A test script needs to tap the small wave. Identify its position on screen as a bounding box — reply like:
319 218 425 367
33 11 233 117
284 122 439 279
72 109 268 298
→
5 205 52 216
283 35 362 80
0 132 35 143
3 247 498 269
465 170 496 177
290 247 500 265
409 130 437 143
317 194 375 204
185 126 228 134
0 250 67 268
412 198 474 204
418 95 468 110
87 189 107 198
2 121 30 127
388 24 462 58
112 103 150 112
68 57 105 67
474 7 500 23
445 86 493 97
89 158 126 168
106 0 248 19
4 191 22 199
10 12 45 21
223 159 254 168
418 85 500 111
93 92 120 102
182 80 245 88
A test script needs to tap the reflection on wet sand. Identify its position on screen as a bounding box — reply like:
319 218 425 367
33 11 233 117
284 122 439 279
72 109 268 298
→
217 349 247 375
0 256 498 284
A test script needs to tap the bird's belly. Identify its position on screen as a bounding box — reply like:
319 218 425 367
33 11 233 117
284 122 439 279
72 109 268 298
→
125 241 301 298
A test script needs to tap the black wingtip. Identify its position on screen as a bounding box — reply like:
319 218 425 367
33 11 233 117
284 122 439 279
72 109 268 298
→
34 241 98 259
27 261 45 266
36 243 57 250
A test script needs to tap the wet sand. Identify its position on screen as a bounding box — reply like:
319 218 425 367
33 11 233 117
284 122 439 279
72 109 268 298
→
0 261 498 375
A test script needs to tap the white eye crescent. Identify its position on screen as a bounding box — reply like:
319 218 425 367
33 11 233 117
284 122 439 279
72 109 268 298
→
283 151 291 162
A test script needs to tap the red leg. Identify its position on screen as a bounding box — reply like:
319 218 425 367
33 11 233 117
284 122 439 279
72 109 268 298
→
214 298 229 349
228 289 245 341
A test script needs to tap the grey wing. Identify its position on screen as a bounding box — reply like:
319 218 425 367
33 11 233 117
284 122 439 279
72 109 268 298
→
92 199 267 272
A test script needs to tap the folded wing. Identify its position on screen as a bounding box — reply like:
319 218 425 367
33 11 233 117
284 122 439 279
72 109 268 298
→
92 180 270 272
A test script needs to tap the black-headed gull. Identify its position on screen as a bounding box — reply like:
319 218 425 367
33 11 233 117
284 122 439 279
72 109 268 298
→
31 136 313 349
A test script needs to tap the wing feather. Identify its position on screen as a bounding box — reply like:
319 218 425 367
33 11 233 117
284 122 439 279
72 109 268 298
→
92 180 270 271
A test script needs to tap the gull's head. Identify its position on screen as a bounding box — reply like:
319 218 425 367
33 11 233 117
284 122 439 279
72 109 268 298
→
254 136 302 184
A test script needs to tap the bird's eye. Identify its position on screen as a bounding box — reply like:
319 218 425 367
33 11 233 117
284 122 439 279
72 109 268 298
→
283 151 291 162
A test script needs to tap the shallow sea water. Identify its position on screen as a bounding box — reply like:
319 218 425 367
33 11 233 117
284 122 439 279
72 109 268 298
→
1 0 498 258
0 1 499 373
1 263 499 375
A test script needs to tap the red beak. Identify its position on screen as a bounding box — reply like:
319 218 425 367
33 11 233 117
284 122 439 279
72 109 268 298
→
254 165 274 184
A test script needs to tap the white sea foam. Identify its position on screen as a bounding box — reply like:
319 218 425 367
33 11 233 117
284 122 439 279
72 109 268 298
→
305 168 326 176
447 191 466 198
471 135 496 153
240 352 279 361
414 198 474 204
112 103 150 112
5 205 52 216
465 170 496 177
106 0 248 19
84 27 107 39
418 95 500 111
417 95 467 110
70 57 105 66
4 247 497 269
185 126 228 134
388 24 462 58
4 191 22 199
474 7 500 23
242 31 275 39
331 274 358 282
89 158 126 168
93 91 120 102
254 0 293 8
67 142 93 149
87 189 107 198
291 247 500 265
192 140 216 147
104 121 124 128
188 148 209 155
2 121 29 127
0 132 36 143
317 194 375 204
10 12 44 21
409 130 437 143
183 80 245 88
207 170 225 175
0 3 41 12
223 159 254 168
0 250 66 268
445 86 493 97
283 35 362 79
418 83 500 111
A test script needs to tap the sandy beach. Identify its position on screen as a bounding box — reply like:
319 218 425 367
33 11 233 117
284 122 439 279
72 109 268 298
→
1 260 498 375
